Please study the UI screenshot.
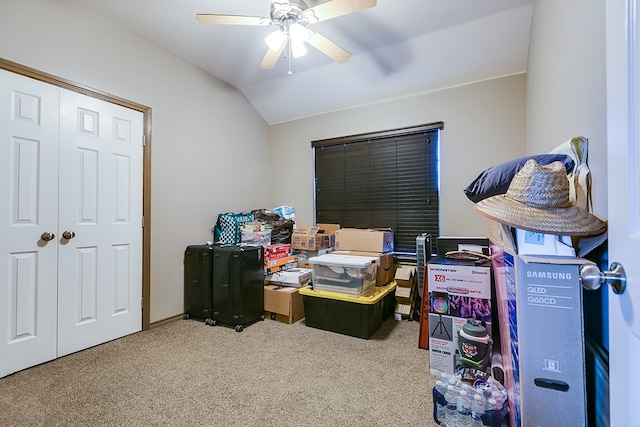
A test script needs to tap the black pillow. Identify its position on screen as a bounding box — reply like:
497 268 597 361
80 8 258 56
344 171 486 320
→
463 154 575 203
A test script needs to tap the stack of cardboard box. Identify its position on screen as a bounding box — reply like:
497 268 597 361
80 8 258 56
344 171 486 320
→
332 228 396 286
263 243 298 276
262 243 303 325
393 265 416 319
291 224 340 268
262 225 342 326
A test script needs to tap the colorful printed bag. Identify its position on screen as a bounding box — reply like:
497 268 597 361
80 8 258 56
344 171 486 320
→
213 212 255 244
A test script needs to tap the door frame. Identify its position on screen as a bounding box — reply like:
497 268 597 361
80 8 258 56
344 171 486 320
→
0 57 152 331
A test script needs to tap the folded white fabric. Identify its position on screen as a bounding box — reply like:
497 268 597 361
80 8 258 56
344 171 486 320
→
550 136 592 212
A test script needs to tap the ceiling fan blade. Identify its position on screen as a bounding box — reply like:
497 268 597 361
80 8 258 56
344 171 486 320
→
196 14 269 26
260 43 286 69
307 0 376 22
307 31 352 64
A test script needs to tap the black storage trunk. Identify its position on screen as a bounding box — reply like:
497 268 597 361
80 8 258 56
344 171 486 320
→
183 244 215 322
211 244 265 332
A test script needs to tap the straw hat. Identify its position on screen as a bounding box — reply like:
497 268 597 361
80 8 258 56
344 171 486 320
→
474 159 607 236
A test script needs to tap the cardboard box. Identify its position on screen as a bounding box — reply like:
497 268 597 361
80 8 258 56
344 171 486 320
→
265 255 297 268
334 228 394 253
436 236 490 257
264 255 298 275
514 229 575 256
394 265 416 305
425 256 494 375
265 268 312 288
264 285 305 324
395 302 413 317
291 224 340 250
332 250 395 285
394 265 416 288
264 262 298 276
487 219 591 427
395 285 413 301
263 243 292 262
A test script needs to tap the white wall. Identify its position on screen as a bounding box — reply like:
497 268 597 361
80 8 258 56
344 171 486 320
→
526 0 608 349
526 0 607 220
0 0 270 323
268 74 528 237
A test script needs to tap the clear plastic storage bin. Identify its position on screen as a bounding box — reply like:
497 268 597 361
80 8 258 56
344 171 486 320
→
308 254 378 295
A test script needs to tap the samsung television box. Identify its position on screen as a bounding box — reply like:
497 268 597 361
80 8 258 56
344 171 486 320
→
487 219 592 427
425 256 493 375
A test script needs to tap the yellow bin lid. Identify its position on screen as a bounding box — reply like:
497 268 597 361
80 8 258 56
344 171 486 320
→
299 281 397 304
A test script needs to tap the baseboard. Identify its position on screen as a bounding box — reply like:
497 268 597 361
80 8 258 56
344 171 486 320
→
150 314 184 329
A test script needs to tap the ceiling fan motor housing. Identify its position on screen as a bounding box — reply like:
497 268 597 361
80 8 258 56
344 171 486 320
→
271 0 313 29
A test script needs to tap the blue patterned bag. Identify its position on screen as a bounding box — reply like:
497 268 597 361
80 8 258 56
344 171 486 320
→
213 212 255 244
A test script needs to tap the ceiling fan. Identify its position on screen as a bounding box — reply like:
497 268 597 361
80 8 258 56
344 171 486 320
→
196 0 377 73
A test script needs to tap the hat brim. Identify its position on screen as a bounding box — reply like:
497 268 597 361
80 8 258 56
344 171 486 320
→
474 194 607 236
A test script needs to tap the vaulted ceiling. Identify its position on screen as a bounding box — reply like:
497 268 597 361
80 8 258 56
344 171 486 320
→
71 0 534 124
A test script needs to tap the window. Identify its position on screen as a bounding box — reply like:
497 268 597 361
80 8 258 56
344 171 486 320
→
312 122 442 254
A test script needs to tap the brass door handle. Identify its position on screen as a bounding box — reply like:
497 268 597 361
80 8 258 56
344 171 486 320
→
40 232 55 241
62 230 76 240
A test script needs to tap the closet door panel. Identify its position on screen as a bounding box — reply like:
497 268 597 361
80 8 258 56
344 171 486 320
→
57 89 143 357
0 69 59 378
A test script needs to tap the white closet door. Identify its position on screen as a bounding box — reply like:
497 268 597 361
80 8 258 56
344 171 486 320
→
0 69 60 377
57 90 143 357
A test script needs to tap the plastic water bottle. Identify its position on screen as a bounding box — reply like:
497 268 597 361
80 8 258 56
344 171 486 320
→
452 389 472 427
488 396 498 408
447 377 459 396
470 393 485 427
434 379 448 424
490 390 505 406
482 396 501 426
438 371 451 384
444 384 459 426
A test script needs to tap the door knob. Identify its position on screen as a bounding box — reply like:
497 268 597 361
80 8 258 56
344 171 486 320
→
580 262 627 294
40 231 55 241
62 230 76 240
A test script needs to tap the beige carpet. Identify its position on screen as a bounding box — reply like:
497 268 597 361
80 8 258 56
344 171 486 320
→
0 317 439 426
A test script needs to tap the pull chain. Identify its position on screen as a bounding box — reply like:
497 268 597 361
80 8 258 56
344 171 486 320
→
287 37 293 75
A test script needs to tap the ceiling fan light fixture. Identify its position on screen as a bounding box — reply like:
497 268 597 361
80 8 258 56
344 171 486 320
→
265 30 286 51
291 40 307 58
289 22 310 43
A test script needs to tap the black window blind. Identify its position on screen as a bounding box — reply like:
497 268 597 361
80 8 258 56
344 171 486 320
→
312 122 442 253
